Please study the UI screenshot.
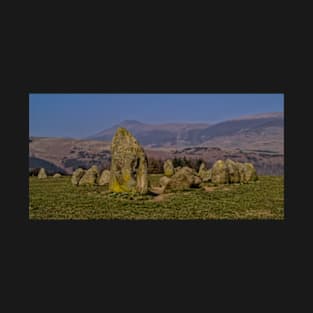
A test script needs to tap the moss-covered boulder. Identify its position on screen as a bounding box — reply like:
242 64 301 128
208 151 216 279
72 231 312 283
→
109 127 149 194
71 168 86 186
211 160 229 184
98 170 110 185
225 159 240 183
79 165 99 186
163 159 175 177
38 168 47 179
198 162 212 182
164 166 202 192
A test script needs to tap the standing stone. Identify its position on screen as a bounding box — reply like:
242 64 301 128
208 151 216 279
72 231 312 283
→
71 168 85 186
109 127 149 194
79 165 99 186
225 159 240 183
163 159 175 177
98 170 111 185
198 162 212 182
211 160 229 184
38 168 47 179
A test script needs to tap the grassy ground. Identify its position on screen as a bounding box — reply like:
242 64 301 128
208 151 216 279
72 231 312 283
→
29 175 284 220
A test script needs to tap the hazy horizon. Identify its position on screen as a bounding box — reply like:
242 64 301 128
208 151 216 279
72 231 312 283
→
29 93 284 138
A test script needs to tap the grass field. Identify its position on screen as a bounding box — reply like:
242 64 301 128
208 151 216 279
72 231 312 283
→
29 175 284 220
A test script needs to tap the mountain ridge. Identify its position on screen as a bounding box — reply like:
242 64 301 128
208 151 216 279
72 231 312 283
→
85 112 283 152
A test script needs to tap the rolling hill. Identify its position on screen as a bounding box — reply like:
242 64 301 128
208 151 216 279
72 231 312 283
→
86 120 210 147
86 112 284 153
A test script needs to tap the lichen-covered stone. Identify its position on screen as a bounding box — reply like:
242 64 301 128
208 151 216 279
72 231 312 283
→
98 170 110 185
71 168 85 186
244 163 258 182
159 176 171 187
163 159 175 177
90 165 100 176
164 166 202 192
225 159 240 183
38 168 47 179
53 173 62 178
198 162 212 182
237 162 258 183
109 127 149 194
79 166 99 186
211 160 229 184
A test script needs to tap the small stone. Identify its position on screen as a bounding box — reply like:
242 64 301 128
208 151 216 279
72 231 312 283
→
79 166 99 186
211 160 229 184
71 168 86 186
163 159 175 177
38 168 47 179
198 162 212 182
98 170 110 185
225 159 240 183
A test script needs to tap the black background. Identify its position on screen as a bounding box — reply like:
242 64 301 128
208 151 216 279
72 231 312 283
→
2 4 309 311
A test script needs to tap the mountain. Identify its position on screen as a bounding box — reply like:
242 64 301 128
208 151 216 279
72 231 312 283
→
86 120 209 148
86 112 284 153
195 112 284 153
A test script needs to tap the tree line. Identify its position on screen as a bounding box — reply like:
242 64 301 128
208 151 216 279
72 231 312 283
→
147 157 206 174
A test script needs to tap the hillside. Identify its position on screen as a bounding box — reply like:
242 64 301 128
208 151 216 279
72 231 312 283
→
29 137 112 174
86 120 209 147
29 137 284 175
86 112 284 152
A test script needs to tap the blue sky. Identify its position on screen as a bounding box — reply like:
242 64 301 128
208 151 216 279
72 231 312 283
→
29 93 284 138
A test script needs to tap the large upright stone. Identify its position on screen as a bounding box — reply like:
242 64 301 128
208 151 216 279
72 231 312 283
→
109 127 149 194
211 160 229 184
163 159 175 177
79 165 99 186
71 168 85 186
38 168 47 179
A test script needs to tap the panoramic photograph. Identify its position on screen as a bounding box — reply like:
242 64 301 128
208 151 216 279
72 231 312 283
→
29 93 284 220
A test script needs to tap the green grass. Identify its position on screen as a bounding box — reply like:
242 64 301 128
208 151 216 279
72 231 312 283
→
29 175 284 220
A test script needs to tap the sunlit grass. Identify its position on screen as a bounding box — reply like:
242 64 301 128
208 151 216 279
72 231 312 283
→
29 175 284 220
